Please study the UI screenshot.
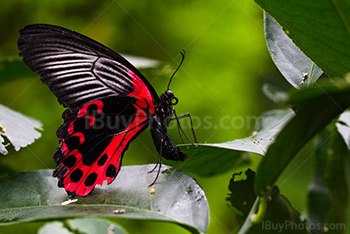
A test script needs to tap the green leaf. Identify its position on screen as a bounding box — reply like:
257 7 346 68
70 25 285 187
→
168 109 294 177
324 131 350 233
39 218 129 234
0 57 34 82
307 132 331 230
209 108 294 156
38 221 73 234
262 83 288 104
239 187 308 234
336 110 350 150
67 218 128 234
226 169 256 222
255 0 350 78
0 104 42 155
255 79 350 195
168 144 250 177
227 169 307 234
0 165 209 234
264 13 323 88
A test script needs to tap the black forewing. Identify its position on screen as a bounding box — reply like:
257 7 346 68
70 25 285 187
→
17 24 159 108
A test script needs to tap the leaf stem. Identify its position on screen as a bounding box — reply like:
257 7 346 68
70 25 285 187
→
251 187 271 223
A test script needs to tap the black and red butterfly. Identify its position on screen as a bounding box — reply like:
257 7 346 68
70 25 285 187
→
18 24 196 197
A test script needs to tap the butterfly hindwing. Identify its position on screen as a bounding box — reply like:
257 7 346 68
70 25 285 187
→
53 97 151 196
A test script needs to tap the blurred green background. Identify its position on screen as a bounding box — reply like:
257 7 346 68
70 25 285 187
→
0 0 312 233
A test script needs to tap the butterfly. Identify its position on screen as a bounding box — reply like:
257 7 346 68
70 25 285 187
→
18 24 196 197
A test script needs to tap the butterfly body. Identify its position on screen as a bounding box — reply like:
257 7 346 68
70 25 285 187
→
18 24 187 197
150 90 186 161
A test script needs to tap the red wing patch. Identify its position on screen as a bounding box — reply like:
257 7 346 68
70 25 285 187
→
127 70 155 114
54 96 151 196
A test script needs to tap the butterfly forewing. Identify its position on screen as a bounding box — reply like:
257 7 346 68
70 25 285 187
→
18 24 158 108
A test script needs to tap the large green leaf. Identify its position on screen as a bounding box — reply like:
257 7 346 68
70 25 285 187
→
166 109 294 177
255 0 350 78
0 165 209 234
0 104 42 155
255 79 350 195
264 12 323 88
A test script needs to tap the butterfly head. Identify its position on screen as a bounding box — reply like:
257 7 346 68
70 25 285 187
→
161 89 178 106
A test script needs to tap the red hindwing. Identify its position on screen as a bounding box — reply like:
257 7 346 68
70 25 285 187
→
54 95 152 196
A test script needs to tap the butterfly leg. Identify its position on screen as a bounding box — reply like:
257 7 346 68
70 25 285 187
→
171 110 198 145
148 138 163 186
148 150 161 173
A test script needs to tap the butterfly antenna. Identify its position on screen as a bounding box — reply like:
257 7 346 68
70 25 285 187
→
167 49 186 90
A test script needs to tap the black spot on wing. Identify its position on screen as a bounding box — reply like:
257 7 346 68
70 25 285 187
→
70 169 83 183
80 135 114 166
97 154 108 166
65 135 81 151
84 173 97 187
106 164 117 178
63 155 77 168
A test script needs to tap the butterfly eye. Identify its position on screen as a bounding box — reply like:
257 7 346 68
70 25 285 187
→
171 96 178 105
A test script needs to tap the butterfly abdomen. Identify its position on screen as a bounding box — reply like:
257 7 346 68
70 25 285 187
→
150 119 187 161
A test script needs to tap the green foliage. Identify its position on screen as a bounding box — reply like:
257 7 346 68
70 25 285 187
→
0 0 349 233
